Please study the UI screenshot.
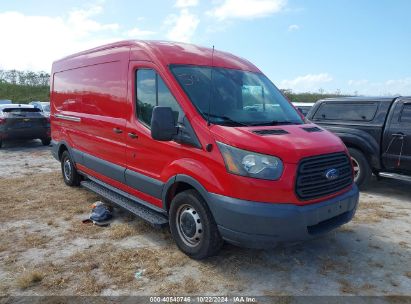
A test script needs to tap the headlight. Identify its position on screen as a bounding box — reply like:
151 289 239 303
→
216 142 283 180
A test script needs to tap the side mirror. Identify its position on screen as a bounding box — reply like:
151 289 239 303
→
151 106 178 141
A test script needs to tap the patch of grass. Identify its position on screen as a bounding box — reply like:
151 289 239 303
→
155 277 206 295
338 226 355 233
22 233 51 248
318 258 351 276
354 201 404 224
101 247 165 284
338 279 355 294
17 271 43 289
75 275 105 295
368 243 381 250
109 223 137 239
368 261 384 269
108 221 153 240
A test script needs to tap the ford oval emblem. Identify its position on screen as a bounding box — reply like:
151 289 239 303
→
325 168 339 180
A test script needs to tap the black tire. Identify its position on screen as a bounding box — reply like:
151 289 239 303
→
42 138 51 146
61 150 81 187
0 140 2 149
348 147 371 189
169 190 223 260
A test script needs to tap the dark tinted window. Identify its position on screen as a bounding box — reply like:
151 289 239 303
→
400 104 411 123
313 102 378 121
3 108 41 113
136 69 183 127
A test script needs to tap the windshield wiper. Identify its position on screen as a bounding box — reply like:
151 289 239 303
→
203 113 248 126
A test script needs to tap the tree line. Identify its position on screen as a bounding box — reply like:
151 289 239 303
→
280 89 348 104
0 70 50 103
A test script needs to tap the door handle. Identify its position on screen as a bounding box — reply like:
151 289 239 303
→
393 133 405 138
113 128 123 134
128 132 138 139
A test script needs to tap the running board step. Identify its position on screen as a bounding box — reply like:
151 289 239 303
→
80 180 169 228
379 172 411 183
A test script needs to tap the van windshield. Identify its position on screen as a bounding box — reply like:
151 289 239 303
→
170 65 303 127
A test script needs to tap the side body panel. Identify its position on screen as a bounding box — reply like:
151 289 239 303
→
51 47 130 182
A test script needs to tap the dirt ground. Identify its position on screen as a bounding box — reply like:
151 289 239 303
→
0 139 410 297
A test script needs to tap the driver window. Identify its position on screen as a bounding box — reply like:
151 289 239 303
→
136 69 183 127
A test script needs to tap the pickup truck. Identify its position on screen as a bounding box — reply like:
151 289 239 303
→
306 96 411 188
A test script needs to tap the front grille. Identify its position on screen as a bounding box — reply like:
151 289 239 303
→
296 152 353 200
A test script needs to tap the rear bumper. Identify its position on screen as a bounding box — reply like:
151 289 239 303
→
207 185 359 248
0 127 50 140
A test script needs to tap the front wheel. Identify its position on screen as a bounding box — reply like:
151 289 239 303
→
169 190 223 260
348 147 371 189
61 150 81 186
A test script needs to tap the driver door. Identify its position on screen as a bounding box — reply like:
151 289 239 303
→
382 99 411 172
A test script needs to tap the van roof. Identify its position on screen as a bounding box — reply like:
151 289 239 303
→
53 40 261 73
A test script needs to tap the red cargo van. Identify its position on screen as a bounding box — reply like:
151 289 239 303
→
51 41 359 259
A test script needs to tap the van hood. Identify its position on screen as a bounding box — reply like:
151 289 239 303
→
210 124 346 164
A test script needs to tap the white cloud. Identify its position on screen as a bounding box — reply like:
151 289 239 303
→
0 6 122 71
175 0 199 8
348 78 411 95
208 0 287 20
279 73 333 92
126 27 156 38
288 24 300 31
67 4 119 36
348 79 369 86
165 9 200 42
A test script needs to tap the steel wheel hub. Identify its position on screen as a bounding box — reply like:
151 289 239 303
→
351 157 360 181
176 204 203 247
64 159 72 181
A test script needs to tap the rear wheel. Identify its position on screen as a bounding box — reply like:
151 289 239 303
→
169 190 223 260
41 138 51 146
0 140 2 149
61 150 80 186
348 147 371 189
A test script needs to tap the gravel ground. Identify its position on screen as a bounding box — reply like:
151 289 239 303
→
0 139 410 298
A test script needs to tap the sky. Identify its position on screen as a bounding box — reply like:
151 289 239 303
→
0 0 410 95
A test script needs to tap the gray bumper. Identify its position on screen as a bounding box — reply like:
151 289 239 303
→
207 185 359 248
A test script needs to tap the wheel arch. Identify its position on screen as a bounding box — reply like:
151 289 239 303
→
162 174 211 213
335 132 381 170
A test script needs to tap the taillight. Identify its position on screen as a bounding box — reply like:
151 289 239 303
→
0 117 6 125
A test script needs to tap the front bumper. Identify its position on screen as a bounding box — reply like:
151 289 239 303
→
207 185 359 248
